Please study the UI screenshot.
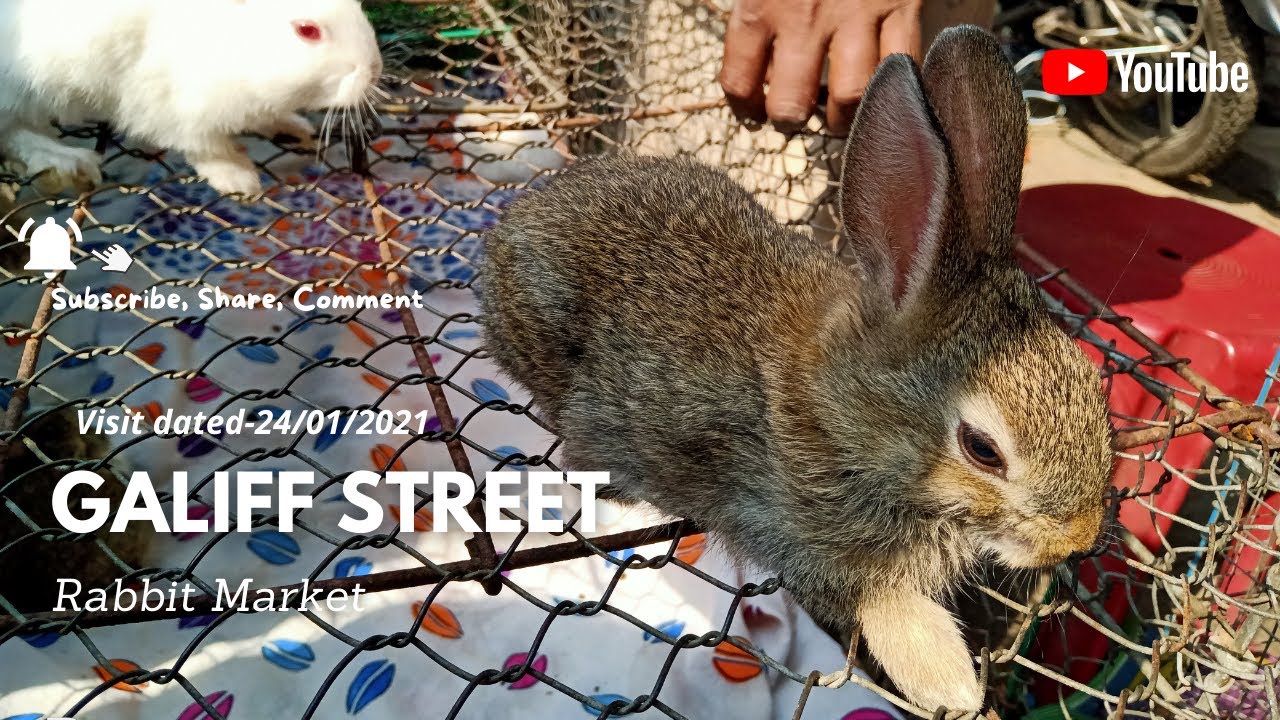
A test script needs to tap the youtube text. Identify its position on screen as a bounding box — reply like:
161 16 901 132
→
1115 50 1249 94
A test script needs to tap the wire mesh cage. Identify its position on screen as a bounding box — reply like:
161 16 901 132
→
1 1 1279 718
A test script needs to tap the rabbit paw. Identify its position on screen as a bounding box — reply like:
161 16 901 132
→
2 128 101 194
857 588 983 713
194 156 263 197
260 113 317 150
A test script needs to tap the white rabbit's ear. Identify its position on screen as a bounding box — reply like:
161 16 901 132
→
838 54 950 310
922 26 1026 258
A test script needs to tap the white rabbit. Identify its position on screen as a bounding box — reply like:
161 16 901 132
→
0 0 382 195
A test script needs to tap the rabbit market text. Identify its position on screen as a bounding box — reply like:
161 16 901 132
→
52 470 610 534
54 577 368 614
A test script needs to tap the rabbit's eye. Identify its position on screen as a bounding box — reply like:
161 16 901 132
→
958 423 1006 475
293 20 324 43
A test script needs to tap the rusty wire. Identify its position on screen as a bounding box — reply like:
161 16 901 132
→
1 1 1279 719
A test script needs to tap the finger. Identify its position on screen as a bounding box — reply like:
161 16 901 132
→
825 22 879 134
721 8 772 125
880 6 923 61
90 250 107 262
765 34 826 133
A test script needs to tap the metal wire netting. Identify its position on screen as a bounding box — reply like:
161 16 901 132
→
1 1 1279 718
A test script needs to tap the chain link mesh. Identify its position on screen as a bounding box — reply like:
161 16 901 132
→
2 1 1278 718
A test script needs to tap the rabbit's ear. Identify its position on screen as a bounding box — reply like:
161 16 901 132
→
839 54 950 308
921 25 1026 257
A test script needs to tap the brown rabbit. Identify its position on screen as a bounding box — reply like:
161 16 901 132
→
0 408 152 612
480 26 1113 713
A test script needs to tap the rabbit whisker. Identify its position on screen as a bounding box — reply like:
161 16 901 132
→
1059 563 1091 610
320 106 337 161
1102 226 1150 309
353 106 366 147
363 107 378 147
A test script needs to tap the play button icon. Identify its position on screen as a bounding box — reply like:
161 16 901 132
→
1043 49 1109 95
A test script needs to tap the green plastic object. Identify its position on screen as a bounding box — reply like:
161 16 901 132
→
1015 613 1147 720
364 1 517 38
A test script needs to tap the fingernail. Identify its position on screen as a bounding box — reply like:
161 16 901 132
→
772 120 805 135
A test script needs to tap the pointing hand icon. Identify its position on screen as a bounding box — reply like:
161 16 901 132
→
90 244 133 273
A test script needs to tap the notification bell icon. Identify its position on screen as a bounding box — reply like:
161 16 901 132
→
21 217 80 280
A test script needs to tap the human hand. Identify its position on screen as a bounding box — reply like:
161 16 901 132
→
719 0 923 134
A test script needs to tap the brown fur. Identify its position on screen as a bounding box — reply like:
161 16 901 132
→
0 409 152 612
480 27 1112 713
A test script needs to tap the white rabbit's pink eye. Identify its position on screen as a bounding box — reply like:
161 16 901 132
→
293 21 323 42
958 422 1006 476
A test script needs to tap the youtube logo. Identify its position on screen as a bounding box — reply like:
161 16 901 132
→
1043 49 1109 96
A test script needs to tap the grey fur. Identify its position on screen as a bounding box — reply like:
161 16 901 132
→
480 26 1112 711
